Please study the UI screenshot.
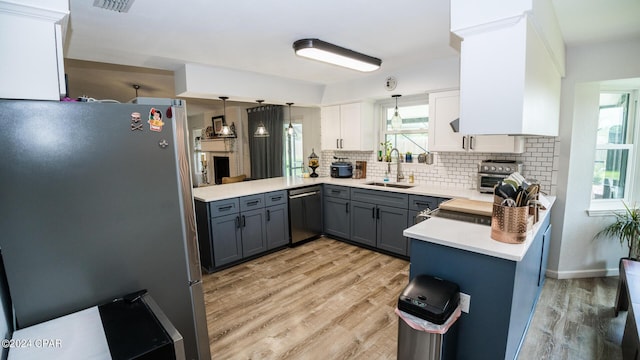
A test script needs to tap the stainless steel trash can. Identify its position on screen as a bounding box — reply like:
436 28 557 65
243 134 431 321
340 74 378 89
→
397 275 460 360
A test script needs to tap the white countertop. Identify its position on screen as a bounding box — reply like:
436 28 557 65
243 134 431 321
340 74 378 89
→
192 176 554 262
192 176 494 203
403 198 555 262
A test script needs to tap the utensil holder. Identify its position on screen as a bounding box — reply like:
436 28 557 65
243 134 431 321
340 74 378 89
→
491 204 532 243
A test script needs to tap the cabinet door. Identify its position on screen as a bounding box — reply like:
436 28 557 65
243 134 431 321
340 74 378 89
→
266 204 289 250
377 205 409 256
320 105 341 150
211 213 242 267
339 103 362 151
428 90 466 152
241 208 267 257
538 223 552 287
324 196 350 239
350 201 377 247
340 102 374 151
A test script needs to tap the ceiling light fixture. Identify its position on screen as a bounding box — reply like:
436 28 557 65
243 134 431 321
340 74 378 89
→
293 38 381 72
253 100 270 138
218 96 236 138
286 103 295 137
391 94 402 130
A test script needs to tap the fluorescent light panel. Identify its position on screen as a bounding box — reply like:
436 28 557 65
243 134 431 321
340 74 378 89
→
293 39 381 72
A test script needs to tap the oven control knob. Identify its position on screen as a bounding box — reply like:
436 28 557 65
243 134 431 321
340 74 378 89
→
504 166 511 172
498 166 503 171
490 166 496 171
482 165 489 171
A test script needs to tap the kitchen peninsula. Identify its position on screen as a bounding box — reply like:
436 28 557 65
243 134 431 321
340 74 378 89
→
193 177 554 359
405 199 554 359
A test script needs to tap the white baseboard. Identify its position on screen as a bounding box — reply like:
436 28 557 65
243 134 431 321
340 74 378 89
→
545 267 619 279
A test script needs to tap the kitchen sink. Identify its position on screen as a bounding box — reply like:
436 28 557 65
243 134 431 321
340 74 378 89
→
364 182 415 189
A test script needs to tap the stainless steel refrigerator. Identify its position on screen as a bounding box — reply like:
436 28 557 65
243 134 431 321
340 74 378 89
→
0 99 210 360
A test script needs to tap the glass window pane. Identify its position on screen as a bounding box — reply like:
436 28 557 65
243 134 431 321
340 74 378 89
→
284 124 304 177
385 133 428 155
591 148 629 200
385 104 429 131
597 93 629 145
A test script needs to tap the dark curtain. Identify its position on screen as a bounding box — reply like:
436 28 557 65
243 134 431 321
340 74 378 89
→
247 105 284 179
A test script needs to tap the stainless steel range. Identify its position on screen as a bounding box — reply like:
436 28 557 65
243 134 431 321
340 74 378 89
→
477 160 523 193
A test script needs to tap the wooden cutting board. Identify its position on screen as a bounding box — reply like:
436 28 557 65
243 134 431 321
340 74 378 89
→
439 198 494 216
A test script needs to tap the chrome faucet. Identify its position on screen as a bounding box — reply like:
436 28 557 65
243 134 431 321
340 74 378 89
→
389 148 404 182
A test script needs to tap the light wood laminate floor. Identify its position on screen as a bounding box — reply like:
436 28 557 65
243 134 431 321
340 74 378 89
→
202 238 625 359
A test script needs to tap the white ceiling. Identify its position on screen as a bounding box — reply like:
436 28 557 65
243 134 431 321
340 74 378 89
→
64 0 640 104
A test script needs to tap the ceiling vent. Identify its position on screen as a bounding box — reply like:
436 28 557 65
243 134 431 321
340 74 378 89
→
93 0 134 13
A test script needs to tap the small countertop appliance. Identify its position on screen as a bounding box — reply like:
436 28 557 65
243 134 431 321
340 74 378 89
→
478 160 523 193
330 156 353 178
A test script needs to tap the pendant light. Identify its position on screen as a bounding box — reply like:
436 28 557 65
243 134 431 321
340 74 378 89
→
218 96 236 138
286 103 295 137
391 94 402 130
253 100 270 138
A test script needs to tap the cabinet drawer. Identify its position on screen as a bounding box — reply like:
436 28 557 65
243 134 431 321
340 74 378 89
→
240 194 265 211
324 185 350 200
210 198 240 217
408 195 449 211
265 190 287 207
350 188 408 209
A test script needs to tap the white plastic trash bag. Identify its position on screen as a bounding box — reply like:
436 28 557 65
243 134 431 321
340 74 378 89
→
395 305 462 334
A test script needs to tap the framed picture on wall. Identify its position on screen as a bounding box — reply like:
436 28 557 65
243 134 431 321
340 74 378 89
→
212 115 224 135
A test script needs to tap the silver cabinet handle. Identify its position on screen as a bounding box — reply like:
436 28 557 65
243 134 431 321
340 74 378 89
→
470 136 475 150
266 209 271 221
336 139 339 149
289 191 319 199
340 138 343 148
462 136 466 150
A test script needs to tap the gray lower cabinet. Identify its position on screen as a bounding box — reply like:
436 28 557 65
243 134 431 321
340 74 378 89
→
349 188 410 256
350 201 408 255
209 207 266 267
196 191 290 272
323 185 350 239
350 200 377 247
266 203 289 249
240 207 267 257
211 213 243 267
377 205 409 255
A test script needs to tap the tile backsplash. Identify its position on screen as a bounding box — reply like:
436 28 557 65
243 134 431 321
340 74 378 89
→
319 137 558 195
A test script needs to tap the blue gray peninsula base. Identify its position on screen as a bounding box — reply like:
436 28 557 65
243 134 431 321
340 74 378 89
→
408 214 551 360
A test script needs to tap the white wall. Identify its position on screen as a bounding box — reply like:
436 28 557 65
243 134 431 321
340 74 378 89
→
321 55 460 105
550 38 640 279
289 106 321 168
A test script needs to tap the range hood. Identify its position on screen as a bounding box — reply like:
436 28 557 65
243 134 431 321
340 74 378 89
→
451 0 565 137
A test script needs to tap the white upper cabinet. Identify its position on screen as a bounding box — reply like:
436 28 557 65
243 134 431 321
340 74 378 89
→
321 102 374 151
428 90 524 153
451 0 564 136
0 1 69 100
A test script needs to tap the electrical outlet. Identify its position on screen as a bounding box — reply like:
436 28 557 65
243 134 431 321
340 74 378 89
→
459 292 470 313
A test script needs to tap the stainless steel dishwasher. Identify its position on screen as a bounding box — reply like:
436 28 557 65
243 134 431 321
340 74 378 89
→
288 186 323 244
